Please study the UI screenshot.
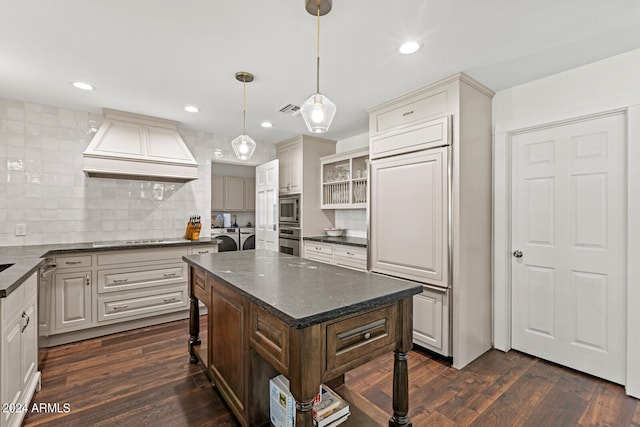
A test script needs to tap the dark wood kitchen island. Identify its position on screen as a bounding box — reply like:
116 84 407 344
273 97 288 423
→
183 250 422 427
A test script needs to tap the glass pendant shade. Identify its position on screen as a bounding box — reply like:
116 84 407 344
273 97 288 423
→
301 93 336 134
231 134 256 161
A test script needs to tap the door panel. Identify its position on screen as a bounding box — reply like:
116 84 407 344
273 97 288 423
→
511 113 625 384
256 160 279 251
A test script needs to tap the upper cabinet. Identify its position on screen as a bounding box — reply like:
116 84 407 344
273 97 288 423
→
277 142 303 194
320 148 369 209
275 135 336 236
211 176 255 211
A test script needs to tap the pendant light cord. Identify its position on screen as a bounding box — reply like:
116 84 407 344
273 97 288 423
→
242 77 247 135
316 5 321 94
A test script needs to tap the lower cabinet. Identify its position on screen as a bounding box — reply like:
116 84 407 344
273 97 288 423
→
303 241 367 271
1 273 40 427
41 244 217 346
413 285 450 356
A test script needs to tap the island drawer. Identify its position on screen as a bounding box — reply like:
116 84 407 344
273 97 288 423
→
54 255 92 269
325 304 397 373
192 268 208 302
97 285 188 322
249 304 289 374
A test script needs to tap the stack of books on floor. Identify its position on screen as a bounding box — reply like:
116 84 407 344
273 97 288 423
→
269 375 350 427
313 384 350 427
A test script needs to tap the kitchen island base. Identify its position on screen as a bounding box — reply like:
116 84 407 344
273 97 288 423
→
185 251 421 427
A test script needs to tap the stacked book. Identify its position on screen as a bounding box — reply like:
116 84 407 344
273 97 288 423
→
313 385 350 427
269 375 350 427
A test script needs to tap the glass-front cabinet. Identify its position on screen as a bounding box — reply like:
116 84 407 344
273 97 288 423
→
320 148 369 209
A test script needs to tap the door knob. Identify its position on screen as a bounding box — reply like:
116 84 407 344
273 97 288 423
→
513 250 523 258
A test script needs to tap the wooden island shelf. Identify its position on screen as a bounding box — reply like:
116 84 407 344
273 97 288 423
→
184 250 422 427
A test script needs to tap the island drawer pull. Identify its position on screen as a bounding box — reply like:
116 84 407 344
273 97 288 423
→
163 297 177 303
364 332 371 340
113 304 129 310
113 278 129 283
337 319 385 341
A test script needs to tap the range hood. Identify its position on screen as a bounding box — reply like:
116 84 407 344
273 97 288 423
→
83 109 198 182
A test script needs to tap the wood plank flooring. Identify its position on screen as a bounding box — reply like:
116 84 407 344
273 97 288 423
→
24 319 640 427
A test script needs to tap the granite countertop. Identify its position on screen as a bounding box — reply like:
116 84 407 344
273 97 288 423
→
183 249 421 329
303 235 367 248
0 238 221 298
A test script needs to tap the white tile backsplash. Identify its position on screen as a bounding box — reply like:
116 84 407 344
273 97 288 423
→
335 209 367 238
0 98 275 246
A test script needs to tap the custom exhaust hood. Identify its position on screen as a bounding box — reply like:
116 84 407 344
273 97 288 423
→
83 109 198 182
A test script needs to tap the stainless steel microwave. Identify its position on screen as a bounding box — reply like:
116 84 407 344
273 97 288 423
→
279 195 299 224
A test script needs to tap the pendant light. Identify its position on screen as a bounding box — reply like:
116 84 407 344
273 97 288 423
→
300 0 336 134
231 72 257 161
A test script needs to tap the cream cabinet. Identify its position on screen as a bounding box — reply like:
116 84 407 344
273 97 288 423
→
40 244 216 347
277 142 303 194
320 148 369 209
303 241 367 272
368 73 493 367
1 273 40 427
212 175 255 211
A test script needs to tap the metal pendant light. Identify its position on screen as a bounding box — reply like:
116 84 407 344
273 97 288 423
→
231 72 257 161
300 0 336 134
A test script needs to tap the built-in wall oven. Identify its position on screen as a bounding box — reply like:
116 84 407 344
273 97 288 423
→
279 195 300 225
279 226 300 256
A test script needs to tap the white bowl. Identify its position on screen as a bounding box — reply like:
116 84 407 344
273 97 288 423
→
324 228 345 237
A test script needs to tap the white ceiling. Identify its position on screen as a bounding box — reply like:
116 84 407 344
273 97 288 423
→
2 1 640 145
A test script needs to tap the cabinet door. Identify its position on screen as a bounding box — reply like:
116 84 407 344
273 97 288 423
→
244 178 255 210
211 175 225 210
225 177 245 210
211 279 246 417
2 311 23 421
21 297 38 391
289 143 303 193
54 270 93 331
413 287 449 356
278 147 291 193
370 147 449 286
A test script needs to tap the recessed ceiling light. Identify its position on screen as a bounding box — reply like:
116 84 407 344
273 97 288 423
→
261 121 273 128
399 41 421 55
184 105 200 113
72 81 95 91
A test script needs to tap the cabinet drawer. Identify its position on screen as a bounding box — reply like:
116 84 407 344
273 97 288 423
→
305 242 333 256
97 286 188 322
371 90 447 135
188 245 218 255
97 263 186 293
325 304 397 373
370 116 449 159
250 304 289 374
333 245 366 261
97 247 187 266
54 255 92 269
334 257 367 272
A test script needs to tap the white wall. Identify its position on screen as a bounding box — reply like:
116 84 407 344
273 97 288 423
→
493 47 640 397
0 98 275 246
334 132 369 237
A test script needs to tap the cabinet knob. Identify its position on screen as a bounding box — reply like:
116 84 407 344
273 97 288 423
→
364 332 371 340
513 250 523 258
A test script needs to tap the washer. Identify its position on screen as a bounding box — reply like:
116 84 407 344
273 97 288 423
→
211 227 240 252
239 227 255 250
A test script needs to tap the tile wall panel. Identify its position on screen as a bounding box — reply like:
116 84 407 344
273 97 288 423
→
0 98 275 246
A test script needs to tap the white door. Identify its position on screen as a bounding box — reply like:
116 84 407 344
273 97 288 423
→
511 113 626 384
256 159 279 251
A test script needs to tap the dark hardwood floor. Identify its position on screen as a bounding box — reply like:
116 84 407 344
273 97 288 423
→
24 319 640 426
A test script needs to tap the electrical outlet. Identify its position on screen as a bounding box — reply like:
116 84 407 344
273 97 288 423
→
15 223 26 236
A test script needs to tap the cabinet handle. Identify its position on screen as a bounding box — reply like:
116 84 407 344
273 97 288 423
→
163 297 177 303
197 250 209 254
113 304 128 310
346 251 354 256
65 261 82 265
21 311 30 333
85 273 90 286
113 278 129 283
163 272 177 277
402 110 414 117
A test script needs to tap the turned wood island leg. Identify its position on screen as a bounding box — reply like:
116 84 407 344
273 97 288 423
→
390 296 413 427
288 324 323 427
